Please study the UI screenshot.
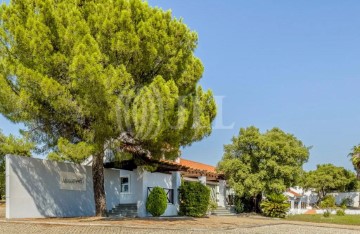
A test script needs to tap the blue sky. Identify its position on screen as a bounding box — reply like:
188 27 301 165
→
1 0 360 171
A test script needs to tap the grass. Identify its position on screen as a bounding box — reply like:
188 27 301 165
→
287 214 360 226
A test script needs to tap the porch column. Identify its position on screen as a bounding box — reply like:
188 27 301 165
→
172 171 181 210
290 199 295 210
218 180 226 207
135 168 147 217
198 175 206 185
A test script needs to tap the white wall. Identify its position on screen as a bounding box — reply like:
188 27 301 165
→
6 155 95 219
137 170 180 217
329 192 360 207
104 169 120 211
6 155 181 219
104 169 138 210
218 180 226 207
119 169 137 204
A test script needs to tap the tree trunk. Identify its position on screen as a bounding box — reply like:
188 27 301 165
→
252 194 262 213
92 151 107 217
256 193 262 213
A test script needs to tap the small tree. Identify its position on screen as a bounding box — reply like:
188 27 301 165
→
0 130 34 200
302 164 358 203
146 187 167 217
179 182 210 217
260 193 290 218
218 126 309 212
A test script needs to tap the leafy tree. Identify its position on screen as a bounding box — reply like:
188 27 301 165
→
218 126 309 212
0 129 34 200
302 164 358 202
349 144 360 178
0 0 216 216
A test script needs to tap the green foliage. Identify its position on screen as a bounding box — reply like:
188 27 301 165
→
349 144 360 171
340 197 352 207
320 195 336 210
302 164 358 201
208 200 218 213
48 138 94 163
234 197 245 214
0 130 34 200
288 214 360 225
323 210 331 217
260 193 290 218
179 182 210 217
146 187 167 217
233 195 256 213
0 0 216 213
336 209 345 216
218 127 309 199
0 0 216 160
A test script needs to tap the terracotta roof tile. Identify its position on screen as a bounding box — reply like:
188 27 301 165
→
179 158 217 173
287 189 302 197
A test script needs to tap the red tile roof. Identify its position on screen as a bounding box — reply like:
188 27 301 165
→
287 189 302 197
178 158 217 174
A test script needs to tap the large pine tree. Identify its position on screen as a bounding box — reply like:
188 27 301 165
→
0 0 216 216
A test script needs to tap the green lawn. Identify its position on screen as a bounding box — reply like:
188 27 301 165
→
287 214 360 226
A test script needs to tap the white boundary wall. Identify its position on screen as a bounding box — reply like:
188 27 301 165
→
6 155 95 218
329 192 360 207
6 155 181 218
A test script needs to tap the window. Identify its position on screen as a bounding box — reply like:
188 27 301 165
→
147 187 174 204
120 176 130 193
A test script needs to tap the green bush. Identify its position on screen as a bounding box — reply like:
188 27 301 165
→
233 195 260 213
208 200 218 213
323 210 331 217
260 193 290 218
146 187 168 217
336 209 345 216
234 197 245 214
320 195 336 210
179 182 210 217
340 197 352 207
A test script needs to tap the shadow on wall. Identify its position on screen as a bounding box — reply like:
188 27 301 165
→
8 155 95 217
104 169 121 211
331 192 359 207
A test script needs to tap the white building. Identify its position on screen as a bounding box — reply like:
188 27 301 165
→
5 154 230 219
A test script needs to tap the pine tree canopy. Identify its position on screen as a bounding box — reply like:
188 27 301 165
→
0 0 217 161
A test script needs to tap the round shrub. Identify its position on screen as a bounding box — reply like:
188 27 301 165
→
320 195 336 209
323 210 331 217
336 209 345 216
179 182 210 217
146 187 167 217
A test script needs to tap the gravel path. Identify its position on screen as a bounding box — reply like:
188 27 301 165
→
1 206 360 233
1 222 360 234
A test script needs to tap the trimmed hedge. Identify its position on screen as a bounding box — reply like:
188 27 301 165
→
146 187 168 217
179 181 210 217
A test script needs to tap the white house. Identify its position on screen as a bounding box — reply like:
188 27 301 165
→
5 154 229 219
284 187 313 214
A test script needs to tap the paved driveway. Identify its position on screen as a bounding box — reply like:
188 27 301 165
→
1 205 360 233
